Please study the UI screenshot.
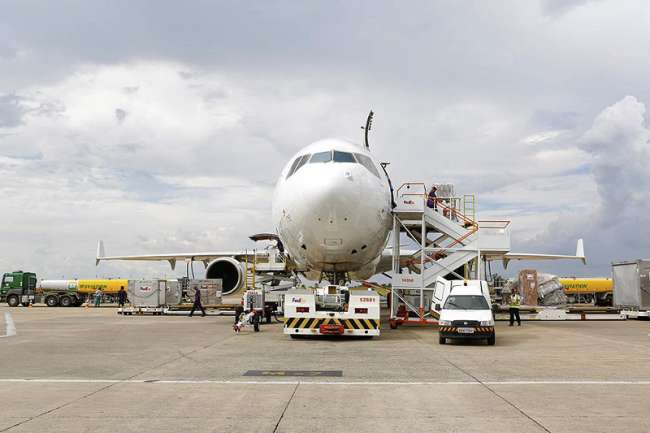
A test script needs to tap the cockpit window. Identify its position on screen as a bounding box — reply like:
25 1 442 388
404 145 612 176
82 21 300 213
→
286 154 311 179
333 151 356 163
293 154 310 174
309 151 333 163
286 156 302 179
354 153 381 178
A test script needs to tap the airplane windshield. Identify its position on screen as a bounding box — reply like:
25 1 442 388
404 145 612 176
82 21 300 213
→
286 154 311 179
293 154 310 174
310 151 333 163
443 295 489 310
354 153 381 178
333 151 356 163
286 156 303 179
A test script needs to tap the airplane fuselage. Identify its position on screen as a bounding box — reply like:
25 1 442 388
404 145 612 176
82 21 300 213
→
272 139 393 281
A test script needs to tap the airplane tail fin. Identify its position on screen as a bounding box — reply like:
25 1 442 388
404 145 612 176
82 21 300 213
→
96 240 105 266
576 238 586 265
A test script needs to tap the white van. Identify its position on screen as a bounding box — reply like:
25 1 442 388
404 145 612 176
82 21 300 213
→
435 280 495 346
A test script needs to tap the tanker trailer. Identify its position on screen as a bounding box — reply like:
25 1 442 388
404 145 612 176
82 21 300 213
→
39 279 128 307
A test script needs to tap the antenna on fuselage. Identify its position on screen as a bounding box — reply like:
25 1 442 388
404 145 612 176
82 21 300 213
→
361 110 374 150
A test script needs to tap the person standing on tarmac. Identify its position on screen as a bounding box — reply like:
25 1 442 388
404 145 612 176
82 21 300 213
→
117 286 127 308
189 288 206 317
94 288 103 308
509 291 521 326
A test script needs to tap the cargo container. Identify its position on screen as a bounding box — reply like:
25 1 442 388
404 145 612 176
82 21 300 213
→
612 260 650 314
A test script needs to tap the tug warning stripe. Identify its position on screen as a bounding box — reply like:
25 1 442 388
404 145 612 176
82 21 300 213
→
284 317 380 330
438 326 494 333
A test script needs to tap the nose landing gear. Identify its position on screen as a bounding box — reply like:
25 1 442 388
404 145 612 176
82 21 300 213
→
318 271 350 286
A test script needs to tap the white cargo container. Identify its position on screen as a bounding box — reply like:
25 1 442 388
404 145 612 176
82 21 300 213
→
128 279 176 308
612 260 650 318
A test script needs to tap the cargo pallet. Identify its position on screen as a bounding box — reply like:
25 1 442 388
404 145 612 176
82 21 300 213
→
118 306 165 316
117 306 231 316
620 310 650 320
493 306 625 321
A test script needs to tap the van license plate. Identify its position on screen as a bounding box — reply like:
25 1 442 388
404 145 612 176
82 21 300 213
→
457 327 474 334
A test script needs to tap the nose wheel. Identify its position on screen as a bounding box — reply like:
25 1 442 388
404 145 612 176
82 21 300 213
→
319 271 350 286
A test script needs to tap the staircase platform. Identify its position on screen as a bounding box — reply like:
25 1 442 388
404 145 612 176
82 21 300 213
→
389 182 511 326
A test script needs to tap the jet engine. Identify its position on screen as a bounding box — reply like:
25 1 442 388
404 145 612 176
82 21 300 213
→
205 257 244 295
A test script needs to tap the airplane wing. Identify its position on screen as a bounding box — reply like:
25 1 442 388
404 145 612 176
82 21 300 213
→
376 239 586 274
493 239 586 268
95 240 255 270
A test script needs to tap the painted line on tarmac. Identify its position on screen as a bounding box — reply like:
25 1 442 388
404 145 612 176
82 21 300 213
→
1 313 16 338
2 379 650 385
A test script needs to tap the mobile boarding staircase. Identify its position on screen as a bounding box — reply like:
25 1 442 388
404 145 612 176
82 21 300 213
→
389 183 511 328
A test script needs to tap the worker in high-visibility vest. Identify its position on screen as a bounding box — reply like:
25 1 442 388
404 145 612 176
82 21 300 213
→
509 292 521 326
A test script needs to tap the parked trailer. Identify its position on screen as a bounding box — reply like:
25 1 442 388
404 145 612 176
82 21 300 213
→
39 279 129 307
2 272 127 307
284 286 381 337
559 277 613 305
613 260 650 319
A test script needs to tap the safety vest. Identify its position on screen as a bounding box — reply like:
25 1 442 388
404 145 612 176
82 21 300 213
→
510 293 521 309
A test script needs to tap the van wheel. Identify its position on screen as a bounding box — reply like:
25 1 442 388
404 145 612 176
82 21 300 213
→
46 296 59 307
7 295 19 307
439 336 446 344
59 296 72 307
487 335 496 346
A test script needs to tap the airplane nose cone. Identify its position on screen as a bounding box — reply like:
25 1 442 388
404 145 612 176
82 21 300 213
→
273 156 392 273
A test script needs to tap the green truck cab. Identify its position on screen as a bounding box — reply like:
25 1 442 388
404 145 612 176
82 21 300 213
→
1 271 37 307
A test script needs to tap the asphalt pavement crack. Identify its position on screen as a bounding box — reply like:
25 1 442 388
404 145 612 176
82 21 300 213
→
443 357 552 433
272 382 299 433
410 330 553 433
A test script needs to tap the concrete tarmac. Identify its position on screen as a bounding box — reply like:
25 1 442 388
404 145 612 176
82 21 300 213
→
1 305 650 432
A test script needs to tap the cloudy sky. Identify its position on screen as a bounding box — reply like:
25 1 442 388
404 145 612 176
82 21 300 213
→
1 0 649 280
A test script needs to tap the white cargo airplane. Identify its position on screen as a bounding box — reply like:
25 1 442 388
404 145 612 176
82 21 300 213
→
97 130 585 293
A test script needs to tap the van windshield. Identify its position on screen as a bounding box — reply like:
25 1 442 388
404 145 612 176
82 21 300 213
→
443 295 489 310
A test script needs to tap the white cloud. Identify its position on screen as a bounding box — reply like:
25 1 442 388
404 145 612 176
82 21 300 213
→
523 130 564 145
505 96 650 276
1 1 650 281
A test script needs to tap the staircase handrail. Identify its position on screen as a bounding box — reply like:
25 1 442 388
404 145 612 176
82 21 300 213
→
396 182 427 196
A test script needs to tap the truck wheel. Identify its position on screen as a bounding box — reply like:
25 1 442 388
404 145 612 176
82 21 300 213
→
439 336 446 344
7 295 19 307
487 335 496 346
45 296 59 307
59 296 72 307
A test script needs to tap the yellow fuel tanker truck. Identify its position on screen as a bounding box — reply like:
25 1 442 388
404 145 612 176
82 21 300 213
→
559 277 613 305
38 279 128 307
